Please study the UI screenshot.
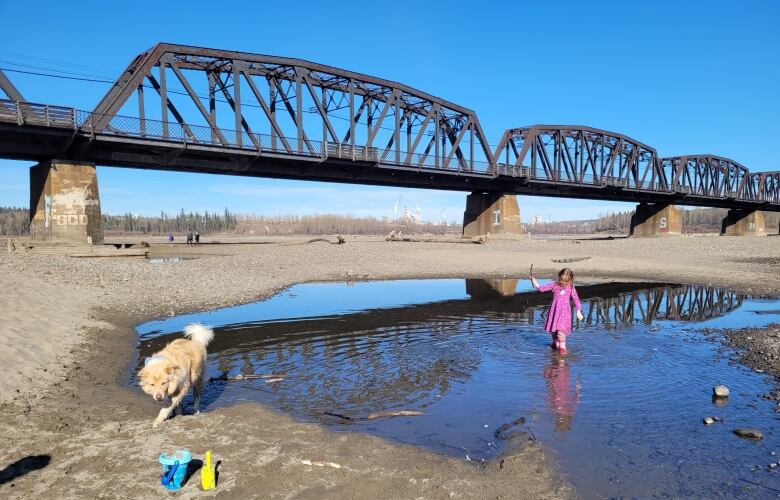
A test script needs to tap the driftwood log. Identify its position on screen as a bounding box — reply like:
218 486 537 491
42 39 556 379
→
321 410 425 421
551 256 591 264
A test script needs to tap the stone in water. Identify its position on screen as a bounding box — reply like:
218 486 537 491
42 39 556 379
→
713 385 729 398
733 428 763 440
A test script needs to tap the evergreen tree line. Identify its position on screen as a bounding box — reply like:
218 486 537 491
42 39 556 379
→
101 209 239 235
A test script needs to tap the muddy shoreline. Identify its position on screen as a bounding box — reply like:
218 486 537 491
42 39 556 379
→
714 324 780 401
2 235 779 497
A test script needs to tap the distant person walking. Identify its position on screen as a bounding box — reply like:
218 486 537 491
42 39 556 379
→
195 231 200 246
187 230 194 246
530 268 584 355
167 232 175 247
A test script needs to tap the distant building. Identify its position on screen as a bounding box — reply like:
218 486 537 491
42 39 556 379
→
531 215 546 225
400 205 422 224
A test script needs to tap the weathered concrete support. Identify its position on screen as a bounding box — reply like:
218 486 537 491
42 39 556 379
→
462 193 521 237
30 160 104 244
629 203 682 237
720 209 766 236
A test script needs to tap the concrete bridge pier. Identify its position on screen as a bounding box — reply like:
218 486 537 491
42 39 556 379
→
462 193 522 237
720 209 766 236
629 203 682 237
30 159 104 244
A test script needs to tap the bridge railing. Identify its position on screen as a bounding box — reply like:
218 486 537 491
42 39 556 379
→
0 100 77 128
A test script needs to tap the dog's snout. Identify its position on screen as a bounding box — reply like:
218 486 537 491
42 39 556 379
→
155 394 164 401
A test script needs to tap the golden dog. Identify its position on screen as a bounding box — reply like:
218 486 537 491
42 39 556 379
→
138 324 214 427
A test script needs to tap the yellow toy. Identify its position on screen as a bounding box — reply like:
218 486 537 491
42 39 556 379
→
201 450 216 491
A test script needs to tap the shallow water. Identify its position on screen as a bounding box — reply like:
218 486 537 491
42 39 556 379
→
135 279 780 498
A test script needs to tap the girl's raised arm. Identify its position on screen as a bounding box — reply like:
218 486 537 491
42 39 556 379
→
536 281 555 292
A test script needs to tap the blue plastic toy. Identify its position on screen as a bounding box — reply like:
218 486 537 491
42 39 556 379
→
161 461 179 487
159 449 192 491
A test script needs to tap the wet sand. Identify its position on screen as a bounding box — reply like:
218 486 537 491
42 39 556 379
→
1 234 778 498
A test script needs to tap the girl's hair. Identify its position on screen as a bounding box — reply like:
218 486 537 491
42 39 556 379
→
556 268 574 286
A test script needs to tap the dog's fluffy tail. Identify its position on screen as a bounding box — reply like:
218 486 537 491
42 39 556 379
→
183 323 214 347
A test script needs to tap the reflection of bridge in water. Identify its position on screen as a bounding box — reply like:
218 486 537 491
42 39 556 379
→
579 283 743 326
468 279 744 326
139 280 745 360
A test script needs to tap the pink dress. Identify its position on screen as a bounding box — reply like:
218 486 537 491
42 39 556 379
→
538 282 581 335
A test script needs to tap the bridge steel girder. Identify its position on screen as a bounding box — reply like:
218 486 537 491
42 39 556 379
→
662 155 757 202
0 69 25 101
758 171 780 205
492 125 668 191
90 43 494 173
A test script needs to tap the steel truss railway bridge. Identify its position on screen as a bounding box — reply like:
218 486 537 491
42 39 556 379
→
0 43 777 243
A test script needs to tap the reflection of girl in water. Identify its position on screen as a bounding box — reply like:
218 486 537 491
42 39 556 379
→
531 268 583 354
544 357 580 432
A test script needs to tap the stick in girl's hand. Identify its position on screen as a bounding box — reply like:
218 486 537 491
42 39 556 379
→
529 264 534 278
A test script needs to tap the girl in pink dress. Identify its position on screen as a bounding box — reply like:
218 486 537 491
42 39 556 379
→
531 268 584 354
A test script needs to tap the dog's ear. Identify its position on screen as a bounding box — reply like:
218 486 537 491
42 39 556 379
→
165 364 181 375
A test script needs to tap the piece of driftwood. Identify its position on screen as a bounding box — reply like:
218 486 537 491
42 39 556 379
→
385 236 486 244
300 459 342 469
551 256 591 264
209 373 285 382
283 237 344 246
68 250 149 258
495 416 529 440
366 410 425 420
321 410 425 422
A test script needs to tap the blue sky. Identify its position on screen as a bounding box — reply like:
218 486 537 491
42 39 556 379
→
0 0 778 222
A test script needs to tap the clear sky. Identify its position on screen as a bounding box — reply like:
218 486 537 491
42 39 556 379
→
0 0 778 222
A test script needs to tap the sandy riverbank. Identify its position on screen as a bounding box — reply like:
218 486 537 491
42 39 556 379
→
1 234 778 497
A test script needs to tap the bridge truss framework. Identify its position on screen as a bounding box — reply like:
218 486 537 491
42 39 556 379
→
0 44 778 211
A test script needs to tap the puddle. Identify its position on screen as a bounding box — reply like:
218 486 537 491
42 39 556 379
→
134 279 780 498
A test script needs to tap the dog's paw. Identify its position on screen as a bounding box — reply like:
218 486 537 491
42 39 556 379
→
153 419 164 428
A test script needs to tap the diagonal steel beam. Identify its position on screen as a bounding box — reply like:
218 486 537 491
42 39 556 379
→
298 68 339 143
168 61 228 145
212 72 263 151
240 71 293 153
145 73 197 141
0 70 24 101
